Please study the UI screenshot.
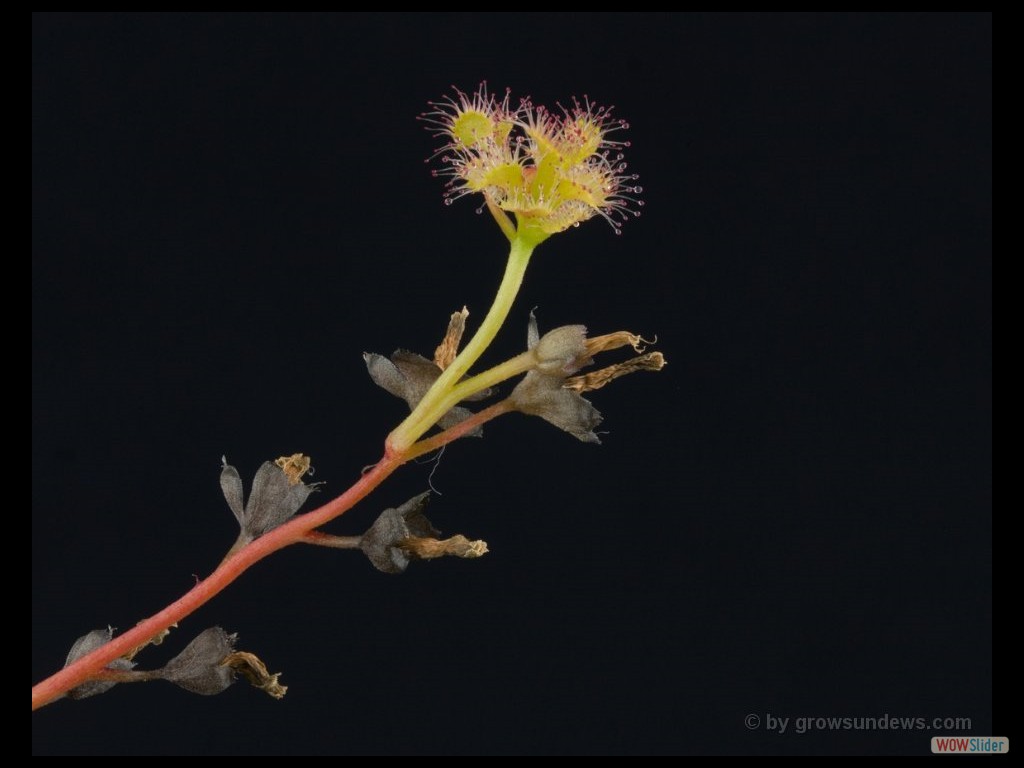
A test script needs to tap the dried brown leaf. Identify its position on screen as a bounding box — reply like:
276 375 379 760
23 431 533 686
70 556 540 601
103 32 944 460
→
64 628 135 699
583 331 653 355
223 651 288 700
434 306 469 370
565 352 667 393
275 453 313 485
399 534 489 560
123 622 177 662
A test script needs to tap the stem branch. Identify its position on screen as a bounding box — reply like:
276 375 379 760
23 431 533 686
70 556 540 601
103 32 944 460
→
405 399 515 460
301 532 363 549
33 227 542 711
32 454 401 711
388 235 535 450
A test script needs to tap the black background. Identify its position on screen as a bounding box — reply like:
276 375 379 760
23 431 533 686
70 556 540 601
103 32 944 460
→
32 13 992 756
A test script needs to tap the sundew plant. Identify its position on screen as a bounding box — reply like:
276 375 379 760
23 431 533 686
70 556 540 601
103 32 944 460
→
32 84 665 710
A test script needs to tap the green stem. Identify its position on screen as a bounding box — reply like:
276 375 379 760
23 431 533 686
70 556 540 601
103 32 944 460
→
486 196 516 242
399 351 534 444
388 234 536 451
450 351 535 401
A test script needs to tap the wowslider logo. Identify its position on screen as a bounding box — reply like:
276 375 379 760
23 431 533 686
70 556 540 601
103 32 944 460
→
931 737 1008 754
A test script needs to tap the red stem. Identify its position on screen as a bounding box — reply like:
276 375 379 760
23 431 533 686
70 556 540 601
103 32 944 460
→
31 452 401 711
404 400 513 460
301 531 363 549
32 400 514 711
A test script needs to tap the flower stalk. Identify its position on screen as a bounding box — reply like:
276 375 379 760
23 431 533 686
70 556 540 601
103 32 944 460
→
32 83 663 712
387 231 539 452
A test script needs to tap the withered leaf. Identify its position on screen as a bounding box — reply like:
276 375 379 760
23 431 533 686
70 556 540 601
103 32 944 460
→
222 651 288 699
510 371 603 443
221 458 319 544
399 534 489 560
64 627 134 700
565 351 667 393
360 491 437 574
513 312 664 443
158 626 237 696
360 492 488 573
434 307 469 370
533 324 590 375
364 350 491 435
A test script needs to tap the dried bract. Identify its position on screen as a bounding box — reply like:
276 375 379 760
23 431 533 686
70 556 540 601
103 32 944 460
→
510 312 665 443
158 627 237 696
64 628 134 700
221 457 319 545
361 492 488 574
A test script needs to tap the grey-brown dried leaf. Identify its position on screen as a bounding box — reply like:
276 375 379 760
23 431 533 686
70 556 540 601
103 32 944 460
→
364 350 491 435
360 491 437 574
514 312 665 442
64 627 134 700
221 457 319 544
359 493 488 574
509 370 603 443
533 323 591 375
158 627 237 696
